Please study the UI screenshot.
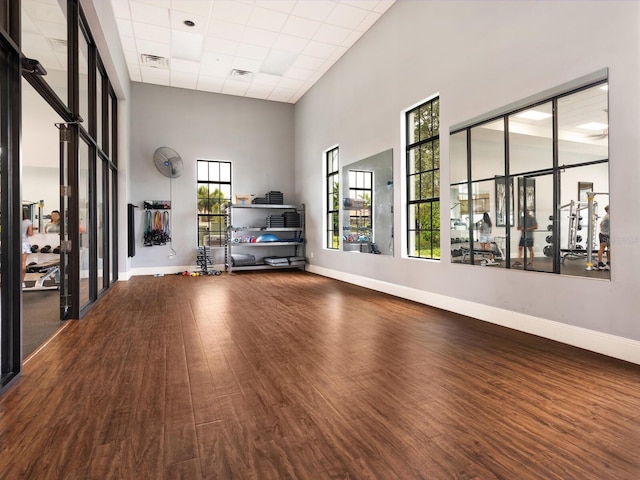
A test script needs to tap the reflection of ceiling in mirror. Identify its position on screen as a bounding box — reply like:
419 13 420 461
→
479 84 608 149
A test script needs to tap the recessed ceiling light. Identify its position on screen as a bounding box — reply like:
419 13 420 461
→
184 20 195 27
516 110 552 121
577 122 608 131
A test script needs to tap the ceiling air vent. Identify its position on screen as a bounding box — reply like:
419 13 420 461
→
230 68 252 78
49 38 67 52
140 54 169 69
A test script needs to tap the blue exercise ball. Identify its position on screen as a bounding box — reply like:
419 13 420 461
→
256 234 279 242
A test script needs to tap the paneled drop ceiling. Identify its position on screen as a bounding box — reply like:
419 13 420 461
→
109 0 396 103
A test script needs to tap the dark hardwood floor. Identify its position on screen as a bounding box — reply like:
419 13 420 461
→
1 271 639 479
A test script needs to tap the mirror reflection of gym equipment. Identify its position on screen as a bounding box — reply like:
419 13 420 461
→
450 78 610 279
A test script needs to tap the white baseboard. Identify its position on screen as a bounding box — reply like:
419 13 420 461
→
307 265 640 366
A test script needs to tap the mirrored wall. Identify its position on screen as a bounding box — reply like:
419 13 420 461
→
341 149 393 255
450 79 609 279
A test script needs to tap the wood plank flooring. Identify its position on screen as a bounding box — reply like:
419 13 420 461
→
1 270 639 479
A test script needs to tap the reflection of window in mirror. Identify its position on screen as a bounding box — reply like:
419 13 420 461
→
345 170 373 251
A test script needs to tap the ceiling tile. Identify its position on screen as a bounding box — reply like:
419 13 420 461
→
119 35 138 53
127 63 142 81
290 0 336 22
281 15 322 39
136 38 171 57
207 19 245 42
242 26 278 48
141 65 171 85
170 0 213 17
171 70 198 89
272 34 309 54
170 58 200 73
137 0 170 8
116 18 135 37
222 79 250 96
197 75 225 93
339 0 380 10
285 66 314 81
290 54 324 70
313 23 352 45
252 72 282 86
110 0 132 19
256 0 296 15
201 51 234 67
248 6 288 32
268 85 297 102
245 82 276 99
236 43 270 61
203 38 239 56
132 21 170 43
211 1 254 24
324 3 369 29
302 40 337 58
123 49 139 64
199 62 230 77
130 1 170 27
35 20 67 40
21 10 39 34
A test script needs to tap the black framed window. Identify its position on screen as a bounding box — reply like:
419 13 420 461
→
197 160 231 247
325 146 339 249
406 97 440 259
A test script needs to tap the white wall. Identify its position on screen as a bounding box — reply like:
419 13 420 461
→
294 1 640 345
129 83 295 270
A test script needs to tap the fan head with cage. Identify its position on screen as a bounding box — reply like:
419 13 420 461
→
153 147 184 178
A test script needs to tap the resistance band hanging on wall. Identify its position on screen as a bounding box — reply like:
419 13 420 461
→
143 206 171 246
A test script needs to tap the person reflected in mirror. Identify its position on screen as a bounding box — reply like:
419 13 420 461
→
22 212 34 287
478 212 493 259
596 205 610 271
44 210 61 233
514 209 538 268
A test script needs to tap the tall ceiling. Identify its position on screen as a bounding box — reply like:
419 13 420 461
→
108 0 396 103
